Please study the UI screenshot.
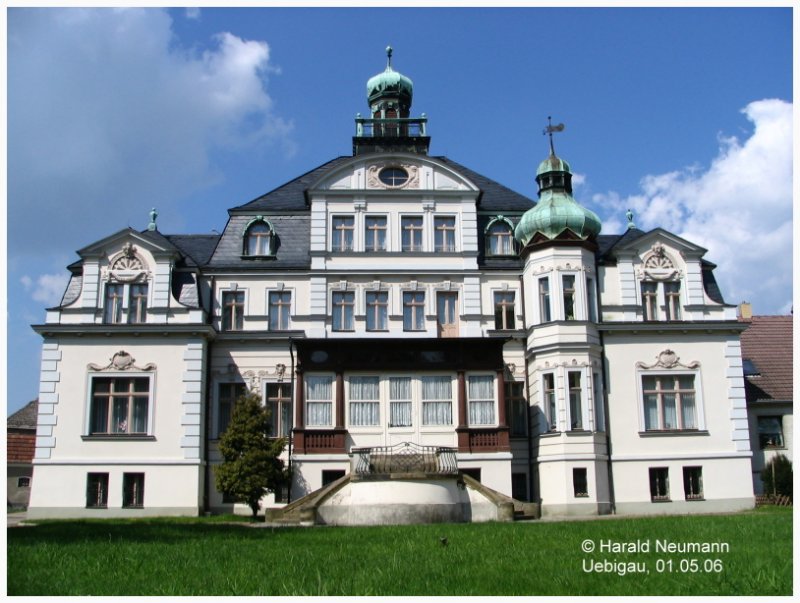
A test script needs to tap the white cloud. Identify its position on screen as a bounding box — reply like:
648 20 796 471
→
8 8 293 258
185 8 201 20
590 99 792 314
20 273 70 307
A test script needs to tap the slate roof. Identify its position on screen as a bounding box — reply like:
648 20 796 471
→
434 157 536 212
739 315 793 403
8 399 38 429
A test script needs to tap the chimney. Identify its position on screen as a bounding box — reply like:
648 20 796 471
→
737 302 753 320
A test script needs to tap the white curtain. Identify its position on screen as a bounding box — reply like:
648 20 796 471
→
662 393 677 429
422 376 452 425
306 376 333 426
468 375 495 425
643 393 658 430
389 377 412 427
349 377 380 426
681 392 696 429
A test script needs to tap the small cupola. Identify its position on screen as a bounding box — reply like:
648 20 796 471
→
514 119 601 246
366 46 414 118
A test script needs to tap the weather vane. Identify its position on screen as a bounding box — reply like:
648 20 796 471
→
543 116 565 155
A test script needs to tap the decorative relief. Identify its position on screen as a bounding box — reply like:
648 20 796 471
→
108 243 148 283
640 241 681 281
366 163 420 189
88 350 156 372
636 349 701 370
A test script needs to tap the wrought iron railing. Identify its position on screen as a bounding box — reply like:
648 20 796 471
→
354 117 428 138
352 441 458 476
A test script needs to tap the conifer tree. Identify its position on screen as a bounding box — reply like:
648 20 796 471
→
214 391 287 518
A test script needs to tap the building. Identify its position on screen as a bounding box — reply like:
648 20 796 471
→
738 306 793 494
26 50 755 520
8 399 38 509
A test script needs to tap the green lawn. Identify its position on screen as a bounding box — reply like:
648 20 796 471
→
7 507 792 596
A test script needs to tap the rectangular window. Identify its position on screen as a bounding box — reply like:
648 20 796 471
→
365 216 387 252
389 377 412 427
366 291 388 331
539 277 551 323
573 468 589 497
349 376 380 426
506 381 527 437
421 376 452 426
641 282 658 321
266 382 292 438
649 467 670 501
568 371 583 430
403 291 426 331
437 292 458 337
218 382 247 436
434 216 456 252
332 291 355 331
757 416 784 448
468 375 495 426
488 223 514 256
104 284 124 324
494 291 516 330
543 373 557 431
128 284 148 324
593 373 605 432
86 473 109 508
18 476 31 488
90 377 150 435
122 473 145 508
642 375 697 431
221 291 245 331
586 277 597 323
268 291 291 331
332 216 355 251
306 376 333 427
562 275 576 320
401 216 424 252
683 466 703 500
665 282 682 321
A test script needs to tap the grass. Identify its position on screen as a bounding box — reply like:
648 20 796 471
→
7 507 792 596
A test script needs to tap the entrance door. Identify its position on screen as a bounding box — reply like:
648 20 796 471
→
437 292 459 338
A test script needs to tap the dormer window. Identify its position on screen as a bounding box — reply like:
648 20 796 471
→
485 217 515 256
244 219 275 257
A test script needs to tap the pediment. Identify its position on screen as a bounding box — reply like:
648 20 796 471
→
77 228 179 260
612 228 707 258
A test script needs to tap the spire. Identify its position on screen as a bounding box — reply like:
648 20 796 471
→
543 116 565 157
386 45 393 70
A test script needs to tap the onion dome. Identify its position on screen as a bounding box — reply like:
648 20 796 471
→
367 46 413 109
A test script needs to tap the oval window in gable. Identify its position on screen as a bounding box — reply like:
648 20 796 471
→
378 167 409 187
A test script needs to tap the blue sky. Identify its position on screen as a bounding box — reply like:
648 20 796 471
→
6 7 793 413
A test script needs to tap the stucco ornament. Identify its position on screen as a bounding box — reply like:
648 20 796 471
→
636 349 700 370
641 241 681 281
109 243 148 283
366 163 419 189
88 350 156 372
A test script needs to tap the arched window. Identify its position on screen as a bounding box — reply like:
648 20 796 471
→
243 219 275 257
485 217 515 256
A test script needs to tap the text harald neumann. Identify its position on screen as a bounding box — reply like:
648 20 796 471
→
599 539 730 554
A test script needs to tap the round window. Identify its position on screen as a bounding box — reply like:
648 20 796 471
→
378 167 409 187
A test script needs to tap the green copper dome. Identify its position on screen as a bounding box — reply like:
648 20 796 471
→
367 46 413 107
515 152 601 246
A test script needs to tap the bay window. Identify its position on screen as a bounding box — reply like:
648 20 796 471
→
389 377 413 427
543 373 557 431
468 375 495 426
306 376 333 427
562 275 576 320
421 376 452 425
568 371 583 430
349 376 381 426
539 277 552 323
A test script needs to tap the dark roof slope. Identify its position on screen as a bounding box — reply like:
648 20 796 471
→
740 315 793 403
8 399 38 429
166 234 221 267
436 157 536 212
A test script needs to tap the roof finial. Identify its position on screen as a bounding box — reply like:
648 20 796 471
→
148 207 158 232
626 208 636 230
386 45 393 70
543 116 565 156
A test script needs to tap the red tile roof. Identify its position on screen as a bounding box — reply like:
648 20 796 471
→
739 315 793 403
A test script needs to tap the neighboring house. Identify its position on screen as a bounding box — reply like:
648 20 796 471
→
26 50 754 519
739 307 793 494
8 399 38 509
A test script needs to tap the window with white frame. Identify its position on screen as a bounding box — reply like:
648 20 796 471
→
494 291 516 330
664 282 682 321
421 376 452 426
539 277 552 323
89 376 150 435
562 274 577 320
366 291 388 331
641 282 659 321
403 291 426 331
122 472 145 508
306 375 333 427
266 382 292 438
389 377 413 427
349 376 380 426
268 291 291 331
543 373 557 431
401 216 424 252
86 472 109 508
468 375 495 426
365 215 387 252
104 284 125 324
568 371 583 430
244 220 274 256
221 291 245 331
641 280 682 322
217 382 247 436
641 374 697 431
486 219 515 256
332 291 355 332
434 216 457 252
332 216 355 251
127 284 148 324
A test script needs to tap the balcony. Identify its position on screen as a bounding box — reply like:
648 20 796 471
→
351 441 458 478
353 117 430 155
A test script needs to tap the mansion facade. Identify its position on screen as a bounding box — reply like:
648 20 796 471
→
26 50 755 519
